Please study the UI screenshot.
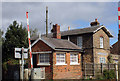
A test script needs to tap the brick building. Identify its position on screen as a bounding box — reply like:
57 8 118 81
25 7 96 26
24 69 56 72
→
31 19 113 64
31 19 114 79
31 24 83 79
60 19 113 64
110 25 120 63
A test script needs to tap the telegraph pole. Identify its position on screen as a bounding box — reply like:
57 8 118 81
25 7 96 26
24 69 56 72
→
46 6 48 37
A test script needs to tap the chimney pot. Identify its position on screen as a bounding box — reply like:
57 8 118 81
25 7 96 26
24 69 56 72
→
90 18 100 26
68 26 70 30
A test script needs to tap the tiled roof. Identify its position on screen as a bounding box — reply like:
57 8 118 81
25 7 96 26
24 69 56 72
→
31 25 113 40
31 37 82 51
61 26 101 36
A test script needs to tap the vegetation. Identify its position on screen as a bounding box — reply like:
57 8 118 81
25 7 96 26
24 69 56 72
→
107 54 113 63
2 21 38 70
96 69 116 80
2 21 28 62
103 69 116 79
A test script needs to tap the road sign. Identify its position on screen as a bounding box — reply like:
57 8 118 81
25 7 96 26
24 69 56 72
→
15 48 28 59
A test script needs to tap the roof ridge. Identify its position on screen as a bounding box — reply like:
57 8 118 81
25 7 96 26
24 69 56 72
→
60 25 101 32
43 36 70 41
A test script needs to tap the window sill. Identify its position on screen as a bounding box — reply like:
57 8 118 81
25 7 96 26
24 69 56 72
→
70 63 80 65
55 63 67 65
37 63 50 66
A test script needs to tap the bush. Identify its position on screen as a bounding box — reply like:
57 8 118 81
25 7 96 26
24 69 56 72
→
103 69 115 79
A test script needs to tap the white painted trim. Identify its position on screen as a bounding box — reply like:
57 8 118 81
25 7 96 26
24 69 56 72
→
31 37 55 50
41 38 55 49
32 51 52 54
55 63 67 65
37 63 50 66
70 63 80 65
31 38 40 47
93 25 113 37
93 26 103 33
98 52 107 56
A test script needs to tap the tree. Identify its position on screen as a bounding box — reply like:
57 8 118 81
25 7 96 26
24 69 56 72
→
0 29 4 46
2 21 28 62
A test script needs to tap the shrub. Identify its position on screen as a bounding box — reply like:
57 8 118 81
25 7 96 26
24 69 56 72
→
103 69 115 79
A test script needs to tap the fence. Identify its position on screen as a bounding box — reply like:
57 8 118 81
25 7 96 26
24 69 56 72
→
82 63 120 79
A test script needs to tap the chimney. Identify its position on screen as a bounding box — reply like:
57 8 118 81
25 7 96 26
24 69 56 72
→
51 24 61 39
90 18 100 26
68 26 70 30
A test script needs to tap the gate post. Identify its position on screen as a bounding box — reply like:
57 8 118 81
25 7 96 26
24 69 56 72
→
115 63 118 81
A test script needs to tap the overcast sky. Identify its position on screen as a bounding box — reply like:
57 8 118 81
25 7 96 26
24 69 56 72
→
2 2 119 45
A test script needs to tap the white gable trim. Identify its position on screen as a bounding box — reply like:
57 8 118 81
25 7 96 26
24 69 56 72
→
31 37 55 50
41 38 55 49
31 38 40 47
93 25 113 37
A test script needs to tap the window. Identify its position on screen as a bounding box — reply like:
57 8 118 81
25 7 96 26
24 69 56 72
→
100 37 103 48
77 36 82 48
100 57 106 63
70 54 78 64
38 54 49 65
56 54 65 64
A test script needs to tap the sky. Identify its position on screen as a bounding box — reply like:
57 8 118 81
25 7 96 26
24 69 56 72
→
1 1 120 46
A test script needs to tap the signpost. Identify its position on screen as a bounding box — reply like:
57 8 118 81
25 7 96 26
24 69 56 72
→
15 48 28 59
15 47 28 81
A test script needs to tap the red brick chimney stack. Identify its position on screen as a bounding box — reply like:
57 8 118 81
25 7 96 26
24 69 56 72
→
51 24 61 39
90 18 100 26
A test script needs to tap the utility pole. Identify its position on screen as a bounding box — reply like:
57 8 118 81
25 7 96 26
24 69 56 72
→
20 47 24 81
46 6 48 37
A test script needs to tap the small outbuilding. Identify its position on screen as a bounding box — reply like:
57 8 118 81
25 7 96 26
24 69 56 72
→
31 24 83 79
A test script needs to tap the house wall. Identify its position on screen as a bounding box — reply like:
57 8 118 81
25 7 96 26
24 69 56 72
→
52 51 82 79
32 40 82 79
62 33 94 63
32 40 52 52
82 33 93 63
62 28 111 64
32 40 53 79
93 29 110 63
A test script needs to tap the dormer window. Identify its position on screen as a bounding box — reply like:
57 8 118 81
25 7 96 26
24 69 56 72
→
100 37 103 48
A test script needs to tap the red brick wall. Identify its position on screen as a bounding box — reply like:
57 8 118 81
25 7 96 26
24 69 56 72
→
32 40 53 79
52 24 61 39
32 40 52 52
52 52 82 79
32 40 82 79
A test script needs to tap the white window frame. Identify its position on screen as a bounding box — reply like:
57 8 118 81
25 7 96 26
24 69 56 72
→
38 54 50 65
77 36 82 48
100 57 106 63
70 54 79 65
100 37 104 48
56 54 66 65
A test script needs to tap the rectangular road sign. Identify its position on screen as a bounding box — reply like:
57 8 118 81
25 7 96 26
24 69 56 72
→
15 48 28 59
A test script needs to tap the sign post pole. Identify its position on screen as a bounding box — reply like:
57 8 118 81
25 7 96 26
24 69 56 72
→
15 47 28 80
21 47 24 81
